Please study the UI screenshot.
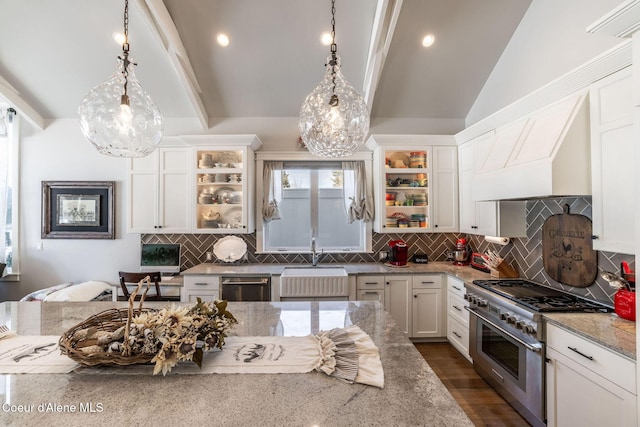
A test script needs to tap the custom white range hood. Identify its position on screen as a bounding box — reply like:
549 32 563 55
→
472 92 590 201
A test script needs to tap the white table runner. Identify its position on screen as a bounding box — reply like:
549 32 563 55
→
0 326 384 388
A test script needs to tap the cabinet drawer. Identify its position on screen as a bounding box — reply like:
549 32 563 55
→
356 275 385 290
412 274 443 289
448 293 469 325
447 277 466 298
184 291 219 303
448 316 469 355
546 323 636 394
356 289 384 303
183 275 220 292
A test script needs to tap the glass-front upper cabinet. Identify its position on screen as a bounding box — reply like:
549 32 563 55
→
185 135 262 234
367 135 458 233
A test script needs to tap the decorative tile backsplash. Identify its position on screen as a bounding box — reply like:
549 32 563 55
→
143 197 634 305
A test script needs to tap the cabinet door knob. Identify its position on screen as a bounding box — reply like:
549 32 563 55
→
435 224 438 228
414 294 417 298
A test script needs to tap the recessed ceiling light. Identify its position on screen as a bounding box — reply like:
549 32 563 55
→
321 32 332 46
422 34 435 47
216 33 230 47
112 32 126 45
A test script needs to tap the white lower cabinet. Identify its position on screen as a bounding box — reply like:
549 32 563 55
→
446 277 471 361
182 275 220 303
356 275 385 304
380 274 444 338
545 323 637 427
384 275 412 336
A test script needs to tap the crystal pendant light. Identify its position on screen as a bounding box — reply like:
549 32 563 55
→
299 0 369 158
78 0 163 158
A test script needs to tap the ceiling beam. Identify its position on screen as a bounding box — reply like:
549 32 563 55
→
363 0 403 112
0 74 45 131
134 0 209 129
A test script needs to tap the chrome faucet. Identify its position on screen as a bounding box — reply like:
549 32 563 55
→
311 237 323 266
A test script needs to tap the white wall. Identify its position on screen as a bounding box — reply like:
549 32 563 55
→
466 0 623 125
3 119 141 301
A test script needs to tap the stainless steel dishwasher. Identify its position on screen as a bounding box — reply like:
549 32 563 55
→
221 276 271 301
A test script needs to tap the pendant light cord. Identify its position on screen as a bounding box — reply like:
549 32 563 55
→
329 0 339 107
119 0 134 105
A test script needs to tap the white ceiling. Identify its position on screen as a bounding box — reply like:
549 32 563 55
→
0 0 531 129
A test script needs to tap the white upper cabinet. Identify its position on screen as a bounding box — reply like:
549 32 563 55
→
458 137 526 237
186 135 262 234
589 67 635 254
367 135 458 233
127 146 191 234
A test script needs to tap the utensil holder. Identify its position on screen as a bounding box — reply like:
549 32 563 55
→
490 260 519 278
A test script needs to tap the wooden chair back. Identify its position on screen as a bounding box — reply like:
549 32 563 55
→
118 271 163 301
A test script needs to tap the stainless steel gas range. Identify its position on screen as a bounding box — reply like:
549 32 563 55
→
464 279 612 427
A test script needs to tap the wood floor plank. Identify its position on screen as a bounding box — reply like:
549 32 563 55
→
414 342 531 426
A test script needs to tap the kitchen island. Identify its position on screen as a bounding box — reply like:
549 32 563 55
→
0 300 473 426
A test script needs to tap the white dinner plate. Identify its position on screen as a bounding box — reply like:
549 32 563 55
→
213 236 247 262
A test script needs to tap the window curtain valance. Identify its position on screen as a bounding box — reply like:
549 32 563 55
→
342 161 373 223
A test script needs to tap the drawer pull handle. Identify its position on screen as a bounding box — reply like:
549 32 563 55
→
568 346 594 361
452 305 462 311
452 286 462 291
195 282 209 286
421 281 435 284
452 331 462 338
363 291 379 295
364 282 378 285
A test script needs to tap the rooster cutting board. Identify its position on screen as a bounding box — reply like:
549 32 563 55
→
542 204 597 287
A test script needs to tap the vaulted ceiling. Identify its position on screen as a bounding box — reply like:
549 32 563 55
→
0 0 531 130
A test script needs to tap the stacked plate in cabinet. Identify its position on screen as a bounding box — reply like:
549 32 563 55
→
412 193 427 206
409 151 426 168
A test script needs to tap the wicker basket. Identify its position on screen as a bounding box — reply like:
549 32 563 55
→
58 277 158 367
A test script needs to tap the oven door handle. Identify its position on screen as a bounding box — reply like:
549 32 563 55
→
465 306 542 353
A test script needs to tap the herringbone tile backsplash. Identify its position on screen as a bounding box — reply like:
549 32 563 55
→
143 197 634 305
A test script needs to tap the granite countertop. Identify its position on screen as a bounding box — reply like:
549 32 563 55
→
544 312 636 360
182 261 492 283
0 301 473 426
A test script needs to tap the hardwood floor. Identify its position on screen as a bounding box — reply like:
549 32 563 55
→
414 342 530 427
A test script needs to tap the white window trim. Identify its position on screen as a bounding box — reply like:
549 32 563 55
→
255 151 373 255
1 113 20 282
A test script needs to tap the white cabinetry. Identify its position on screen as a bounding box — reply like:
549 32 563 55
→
546 323 637 427
188 136 261 234
589 67 635 255
367 135 458 233
127 146 191 233
446 277 471 361
385 275 412 335
431 146 459 232
384 274 444 338
411 275 444 338
458 138 526 237
356 275 385 304
182 275 220 303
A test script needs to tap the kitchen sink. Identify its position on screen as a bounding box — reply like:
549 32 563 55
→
280 267 349 297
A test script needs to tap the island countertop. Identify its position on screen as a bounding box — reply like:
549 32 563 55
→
0 301 472 426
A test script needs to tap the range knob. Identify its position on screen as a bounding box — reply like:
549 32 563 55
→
463 293 472 301
477 299 488 307
515 320 525 329
506 315 517 324
500 312 509 321
523 324 537 335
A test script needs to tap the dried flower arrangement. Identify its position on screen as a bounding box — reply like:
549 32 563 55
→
59 278 237 375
